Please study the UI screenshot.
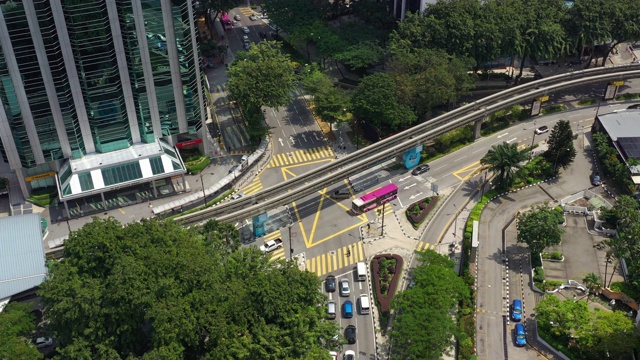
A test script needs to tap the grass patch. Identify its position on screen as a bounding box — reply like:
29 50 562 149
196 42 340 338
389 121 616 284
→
29 187 58 207
615 92 640 101
577 98 596 106
185 155 211 174
167 189 234 221
541 104 568 114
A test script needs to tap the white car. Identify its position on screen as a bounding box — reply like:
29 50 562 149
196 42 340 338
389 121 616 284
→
35 337 53 348
329 351 338 360
344 350 356 360
242 35 250 43
534 125 549 134
259 239 283 253
241 26 250 34
249 14 257 21
339 278 350 296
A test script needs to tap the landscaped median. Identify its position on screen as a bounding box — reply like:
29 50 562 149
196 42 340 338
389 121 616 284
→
370 254 403 331
405 195 439 229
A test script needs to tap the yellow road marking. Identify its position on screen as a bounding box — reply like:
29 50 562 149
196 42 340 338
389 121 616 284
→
452 161 483 181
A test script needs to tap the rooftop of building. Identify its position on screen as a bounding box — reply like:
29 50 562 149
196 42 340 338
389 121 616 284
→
58 140 186 201
597 109 640 141
0 213 47 302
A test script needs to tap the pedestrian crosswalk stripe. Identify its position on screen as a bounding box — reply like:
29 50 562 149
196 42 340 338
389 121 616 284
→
306 242 365 277
268 146 334 168
416 241 434 251
240 178 263 195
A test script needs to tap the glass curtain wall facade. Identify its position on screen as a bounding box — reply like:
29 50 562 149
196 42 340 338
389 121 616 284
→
0 0 204 197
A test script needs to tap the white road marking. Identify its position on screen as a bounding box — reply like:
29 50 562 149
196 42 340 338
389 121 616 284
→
497 132 509 138
453 156 467 162
506 138 517 143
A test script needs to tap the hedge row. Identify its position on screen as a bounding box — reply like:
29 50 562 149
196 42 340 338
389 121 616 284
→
406 196 440 229
371 254 403 315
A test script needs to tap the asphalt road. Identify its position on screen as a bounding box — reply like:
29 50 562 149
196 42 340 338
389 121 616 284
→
323 272 376 360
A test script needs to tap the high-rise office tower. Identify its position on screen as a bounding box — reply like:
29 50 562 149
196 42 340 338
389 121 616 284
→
0 0 207 211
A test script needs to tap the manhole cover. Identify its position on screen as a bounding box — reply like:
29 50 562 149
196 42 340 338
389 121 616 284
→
329 251 336 256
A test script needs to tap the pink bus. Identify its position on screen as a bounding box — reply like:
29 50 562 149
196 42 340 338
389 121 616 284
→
351 183 398 214
220 12 232 31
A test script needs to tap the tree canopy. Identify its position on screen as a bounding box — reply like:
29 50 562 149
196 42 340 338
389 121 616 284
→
543 119 577 172
389 250 470 359
480 142 528 191
516 204 564 254
228 41 296 112
38 218 338 359
535 296 639 359
351 72 416 132
0 301 42 359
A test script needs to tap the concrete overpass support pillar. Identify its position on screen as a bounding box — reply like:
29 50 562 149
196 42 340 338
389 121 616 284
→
473 118 483 139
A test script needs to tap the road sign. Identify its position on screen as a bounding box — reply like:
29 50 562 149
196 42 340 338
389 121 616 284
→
537 96 549 102
611 81 624 87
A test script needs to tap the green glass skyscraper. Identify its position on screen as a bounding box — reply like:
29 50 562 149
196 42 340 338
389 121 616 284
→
0 0 207 210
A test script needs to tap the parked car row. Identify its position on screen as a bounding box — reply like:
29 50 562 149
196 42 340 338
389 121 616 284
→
510 298 527 346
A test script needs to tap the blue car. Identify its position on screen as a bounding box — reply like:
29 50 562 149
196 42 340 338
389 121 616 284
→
342 300 353 319
511 299 522 322
515 323 527 346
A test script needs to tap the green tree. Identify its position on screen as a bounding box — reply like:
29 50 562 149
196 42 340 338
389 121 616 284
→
300 65 333 96
582 272 602 297
351 72 417 132
480 142 528 190
0 302 41 359
38 218 338 358
513 0 568 80
564 0 613 68
544 120 577 173
517 204 564 255
334 42 385 73
228 41 296 113
262 0 320 34
575 310 639 359
534 296 589 338
387 47 474 118
390 250 469 359
600 0 640 66
314 85 350 130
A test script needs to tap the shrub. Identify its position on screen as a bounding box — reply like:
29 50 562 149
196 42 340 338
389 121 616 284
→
534 267 545 282
543 280 564 291
185 155 211 174
371 254 403 314
541 104 568 114
29 187 58 207
577 98 596 106
615 93 640 101
406 196 440 228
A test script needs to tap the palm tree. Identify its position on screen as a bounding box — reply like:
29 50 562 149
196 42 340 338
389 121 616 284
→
582 272 602 302
480 142 528 191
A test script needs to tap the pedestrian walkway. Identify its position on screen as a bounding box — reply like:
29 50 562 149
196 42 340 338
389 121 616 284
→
267 146 334 168
240 177 263 195
306 241 364 277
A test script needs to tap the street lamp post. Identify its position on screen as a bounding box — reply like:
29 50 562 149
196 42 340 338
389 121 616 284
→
288 223 293 260
452 203 458 239
197 172 214 207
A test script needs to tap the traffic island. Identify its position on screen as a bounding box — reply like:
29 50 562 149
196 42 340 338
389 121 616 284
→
405 195 439 229
371 254 403 333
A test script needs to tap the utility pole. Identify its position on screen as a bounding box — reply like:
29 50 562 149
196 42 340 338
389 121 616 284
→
452 203 458 239
288 223 293 260
380 202 386 236
199 172 207 207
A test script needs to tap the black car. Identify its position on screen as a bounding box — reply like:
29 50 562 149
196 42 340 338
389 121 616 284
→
325 275 336 292
344 325 356 344
411 164 430 176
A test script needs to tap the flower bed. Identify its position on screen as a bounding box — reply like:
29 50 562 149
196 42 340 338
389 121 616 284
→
405 196 440 229
371 254 403 329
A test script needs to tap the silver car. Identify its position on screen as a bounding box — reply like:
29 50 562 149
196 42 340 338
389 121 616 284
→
339 278 350 296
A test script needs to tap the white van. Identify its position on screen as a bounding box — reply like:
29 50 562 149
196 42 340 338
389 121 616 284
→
359 294 370 315
356 262 367 281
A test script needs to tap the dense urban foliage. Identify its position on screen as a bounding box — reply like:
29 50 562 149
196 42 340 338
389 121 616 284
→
389 250 470 360
38 218 338 359
480 142 529 191
535 296 639 359
0 302 42 359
